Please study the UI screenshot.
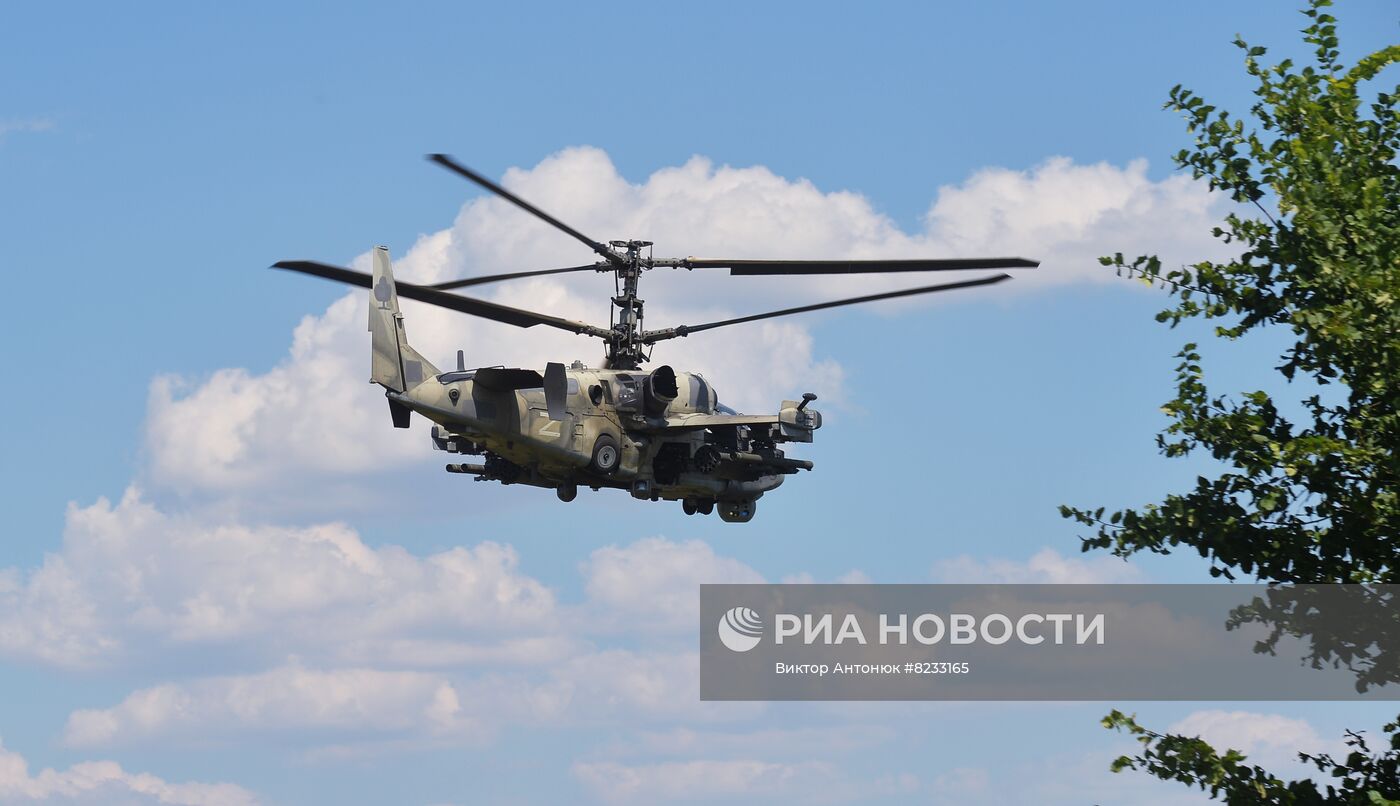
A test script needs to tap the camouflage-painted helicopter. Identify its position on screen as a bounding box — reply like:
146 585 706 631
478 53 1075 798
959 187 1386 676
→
274 155 1037 521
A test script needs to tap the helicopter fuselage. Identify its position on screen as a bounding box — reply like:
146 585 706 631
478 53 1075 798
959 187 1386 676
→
272 155 1035 522
393 362 818 521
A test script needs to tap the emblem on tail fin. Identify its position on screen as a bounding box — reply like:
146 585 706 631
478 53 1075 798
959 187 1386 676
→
374 276 394 309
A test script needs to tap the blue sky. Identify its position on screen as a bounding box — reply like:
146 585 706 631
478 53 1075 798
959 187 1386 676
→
2 2 1397 804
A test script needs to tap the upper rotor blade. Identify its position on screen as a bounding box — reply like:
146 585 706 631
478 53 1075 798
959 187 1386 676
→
641 273 1012 343
271 260 612 338
684 257 1038 275
427 263 602 291
427 154 623 266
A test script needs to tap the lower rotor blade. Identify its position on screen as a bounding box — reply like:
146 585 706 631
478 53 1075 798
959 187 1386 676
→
272 260 612 338
641 273 1012 343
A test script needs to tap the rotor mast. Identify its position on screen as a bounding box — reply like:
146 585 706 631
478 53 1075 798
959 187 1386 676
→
606 239 654 370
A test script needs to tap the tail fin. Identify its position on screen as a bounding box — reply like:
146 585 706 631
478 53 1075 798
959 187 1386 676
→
368 245 439 392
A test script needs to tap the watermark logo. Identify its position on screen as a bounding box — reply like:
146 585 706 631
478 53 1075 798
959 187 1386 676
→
718 606 764 652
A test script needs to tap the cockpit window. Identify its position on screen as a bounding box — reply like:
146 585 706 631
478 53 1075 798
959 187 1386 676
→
567 378 580 395
690 376 710 411
717 403 739 416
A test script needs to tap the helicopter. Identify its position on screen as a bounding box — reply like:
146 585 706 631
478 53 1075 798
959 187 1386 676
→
273 155 1038 521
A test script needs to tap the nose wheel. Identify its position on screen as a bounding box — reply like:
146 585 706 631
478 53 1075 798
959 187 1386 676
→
681 498 716 516
556 483 578 503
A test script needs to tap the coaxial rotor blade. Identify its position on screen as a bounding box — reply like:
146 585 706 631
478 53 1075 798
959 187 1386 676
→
682 257 1038 275
427 263 603 291
640 273 1012 344
427 154 624 267
271 260 614 338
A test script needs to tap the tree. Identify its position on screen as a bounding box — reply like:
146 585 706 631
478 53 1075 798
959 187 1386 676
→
1060 1 1400 800
1102 711 1400 805
1063 0 1399 583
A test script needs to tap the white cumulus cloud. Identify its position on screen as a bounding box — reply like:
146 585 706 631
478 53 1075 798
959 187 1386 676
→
582 537 764 631
0 487 558 669
0 505 773 747
0 117 55 140
62 648 758 749
931 547 1144 584
1167 710 1336 774
572 759 837 804
0 740 255 805
64 665 475 748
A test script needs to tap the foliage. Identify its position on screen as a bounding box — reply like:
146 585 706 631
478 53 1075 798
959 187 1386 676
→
1103 711 1400 806
1061 1 1400 584
1059 2 1400 802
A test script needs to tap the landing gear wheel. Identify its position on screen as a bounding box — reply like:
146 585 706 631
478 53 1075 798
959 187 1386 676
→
682 498 698 515
556 484 577 503
590 434 620 475
718 500 756 523
698 499 714 516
